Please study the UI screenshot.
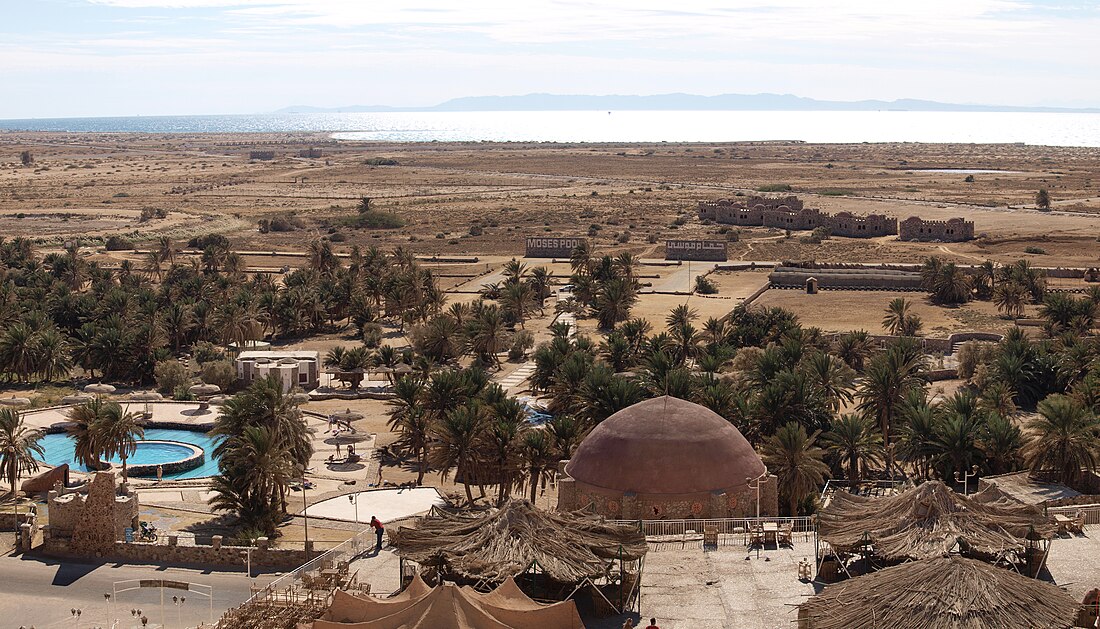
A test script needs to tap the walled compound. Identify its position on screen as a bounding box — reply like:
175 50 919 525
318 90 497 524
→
699 195 975 241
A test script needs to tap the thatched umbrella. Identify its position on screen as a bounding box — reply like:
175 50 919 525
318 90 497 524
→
818 481 1055 563
208 395 230 406
393 364 414 375
129 390 163 417
0 396 31 407
797 556 1082 629
388 499 647 586
289 391 311 404
188 383 221 397
61 393 94 405
84 383 116 394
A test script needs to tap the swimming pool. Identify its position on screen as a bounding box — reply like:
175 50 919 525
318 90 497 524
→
38 428 223 480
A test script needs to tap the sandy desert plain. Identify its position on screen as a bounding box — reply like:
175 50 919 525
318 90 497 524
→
3 132 1099 331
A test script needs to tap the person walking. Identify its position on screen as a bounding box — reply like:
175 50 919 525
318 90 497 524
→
644 618 660 629
370 515 385 551
156 465 163 483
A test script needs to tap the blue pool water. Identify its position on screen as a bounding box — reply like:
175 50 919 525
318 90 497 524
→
38 428 223 480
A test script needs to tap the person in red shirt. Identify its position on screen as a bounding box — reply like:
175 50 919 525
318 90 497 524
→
370 516 384 551
645 618 660 629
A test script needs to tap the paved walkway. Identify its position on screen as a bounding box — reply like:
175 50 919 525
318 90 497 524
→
304 487 446 524
496 363 536 391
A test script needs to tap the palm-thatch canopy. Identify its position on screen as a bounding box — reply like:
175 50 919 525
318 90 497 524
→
818 481 1055 562
387 499 647 585
84 383 116 394
797 556 1081 629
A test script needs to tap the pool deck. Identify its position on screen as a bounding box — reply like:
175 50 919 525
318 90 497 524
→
304 487 446 524
21 400 221 432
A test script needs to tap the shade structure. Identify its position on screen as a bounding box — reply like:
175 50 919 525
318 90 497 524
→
310 574 585 629
330 408 364 422
129 391 164 402
83 383 116 394
797 556 1082 629
388 499 646 585
393 364 414 375
817 481 1056 563
61 393 94 405
208 395 231 406
0 396 31 407
188 383 221 396
289 391 311 404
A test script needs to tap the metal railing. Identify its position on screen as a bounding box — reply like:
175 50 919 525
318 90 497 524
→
610 516 816 548
242 526 377 605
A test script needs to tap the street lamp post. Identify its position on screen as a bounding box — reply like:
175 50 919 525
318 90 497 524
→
301 475 310 549
103 593 112 629
172 596 185 629
955 465 980 497
70 608 82 628
746 471 767 559
348 493 359 523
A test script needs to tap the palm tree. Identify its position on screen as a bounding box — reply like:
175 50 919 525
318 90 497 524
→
932 263 972 304
0 322 37 382
0 408 44 495
856 341 926 470
833 330 873 371
520 430 557 503
465 305 507 367
994 281 1029 319
485 397 528 505
430 402 486 505
881 298 911 336
501 281 534 328
823 413 883 483
762 422 830 515
980 413 1023 475
67 397 112 470
593 277 637 330
802 351 855 413
94 402 144 477
1022 394 1100 486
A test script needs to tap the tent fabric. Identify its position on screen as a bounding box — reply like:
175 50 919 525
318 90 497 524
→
311 577 584 629
818 481 1056 562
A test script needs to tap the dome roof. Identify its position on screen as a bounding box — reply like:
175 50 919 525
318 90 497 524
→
566 396 765 496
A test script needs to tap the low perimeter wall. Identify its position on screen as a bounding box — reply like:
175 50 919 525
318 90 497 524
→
40 535 320 570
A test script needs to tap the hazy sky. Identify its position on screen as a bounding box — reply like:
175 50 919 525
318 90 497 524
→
2 0 1099 118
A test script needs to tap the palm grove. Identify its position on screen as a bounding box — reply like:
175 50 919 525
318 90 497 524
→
2 232 1100 528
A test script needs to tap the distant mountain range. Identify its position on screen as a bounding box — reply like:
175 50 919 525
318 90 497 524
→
275 93 1100 114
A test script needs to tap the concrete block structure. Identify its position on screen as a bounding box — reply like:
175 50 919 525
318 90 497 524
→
236 350 320 392
698 196 896 238
557 396 778 520
899 216 975 242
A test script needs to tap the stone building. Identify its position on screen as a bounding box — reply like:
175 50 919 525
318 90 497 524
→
557 396 778 520
899 216 975 242
47 472 139 552
236 350 320 392
697 196 896 238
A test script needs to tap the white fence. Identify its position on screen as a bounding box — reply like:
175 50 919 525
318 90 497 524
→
241 526 377 606
610 517 816 548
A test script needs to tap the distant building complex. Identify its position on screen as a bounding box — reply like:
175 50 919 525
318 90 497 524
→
699 195 974 242
236 350 320 392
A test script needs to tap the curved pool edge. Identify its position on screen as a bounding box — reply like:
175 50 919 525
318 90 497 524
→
124 440 205 477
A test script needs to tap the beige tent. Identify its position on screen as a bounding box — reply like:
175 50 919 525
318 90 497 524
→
309 575 584 629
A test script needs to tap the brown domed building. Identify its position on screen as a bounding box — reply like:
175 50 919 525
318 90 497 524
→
557 396 778 520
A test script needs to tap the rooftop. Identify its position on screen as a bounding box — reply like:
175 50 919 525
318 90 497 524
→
982 472 1083 506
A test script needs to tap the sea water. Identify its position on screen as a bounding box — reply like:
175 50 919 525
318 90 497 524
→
1 110 1099 147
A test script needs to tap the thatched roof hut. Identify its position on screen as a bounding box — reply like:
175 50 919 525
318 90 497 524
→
387 499 646 586
797 556 1082 629
818 481 1055 563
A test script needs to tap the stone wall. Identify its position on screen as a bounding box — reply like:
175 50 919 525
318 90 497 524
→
40 535 320 570
558 475 779 520
899 216 975 242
